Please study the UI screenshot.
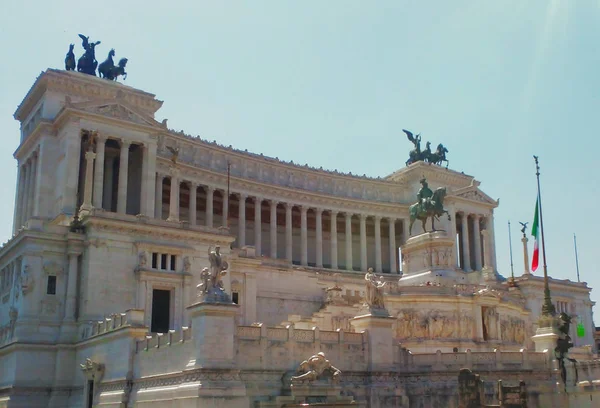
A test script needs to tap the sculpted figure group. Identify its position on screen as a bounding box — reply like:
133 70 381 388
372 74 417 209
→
197 246 230 302
64 34 128 81
291 352 341 384
403 129 449 167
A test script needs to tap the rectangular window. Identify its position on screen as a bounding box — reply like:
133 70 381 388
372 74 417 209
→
151 289 171 333
152 253 158 269
47 276 57 295
87 380 94 408
161 254 167 270
170 255 176 271
232 292 239 305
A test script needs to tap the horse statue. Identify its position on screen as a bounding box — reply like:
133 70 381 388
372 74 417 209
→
429 143 449 168
104 58 128 81
409 187 449 234
422 141 433 163
76 34 101 76
403 129 423 166
98 49 115 79
65 44 75 71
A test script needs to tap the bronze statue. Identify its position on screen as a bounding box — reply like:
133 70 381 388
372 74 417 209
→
65 44 75 71
554 312 577 389
403 129 422 165
408 178 449 234
76 34 101 76
519 222 528 235
98 49 115 79
403 130 449 168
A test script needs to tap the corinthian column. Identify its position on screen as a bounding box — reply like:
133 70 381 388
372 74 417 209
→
238 194 247 247
117 140 130 214
374 216 382 273
270 200 278 259
154 173 163 219
206 187 214 227
189 182 197 225
389 218 397 273
92 135 106 209
522 234 530 275
285 203 293 262
345 213 353 271
461 213 471 272
254 197 262 256
330 211 338 270
166 171 180 222
79 150 96 216
360 214 367 271
473 215 482 271
300 206 308 266
315 208 323 268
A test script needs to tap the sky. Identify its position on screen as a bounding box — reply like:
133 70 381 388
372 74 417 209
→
1 1 599 316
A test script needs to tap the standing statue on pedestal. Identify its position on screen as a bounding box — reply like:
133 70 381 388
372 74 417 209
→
76 34 101 76
364 268 386 310
197 246 231 303
409 178 449 235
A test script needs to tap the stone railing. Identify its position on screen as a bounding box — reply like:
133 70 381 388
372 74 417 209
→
135 327 192 352
235 324 366 371
81 309 146 341
403 349 548 372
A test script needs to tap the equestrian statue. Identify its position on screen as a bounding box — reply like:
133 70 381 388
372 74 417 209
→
98 49 128 81
403 129 449 168
76 34 101 75
408 178 450 235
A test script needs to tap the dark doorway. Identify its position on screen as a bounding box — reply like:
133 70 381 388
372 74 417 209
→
86 380 94 408
151 289 170 333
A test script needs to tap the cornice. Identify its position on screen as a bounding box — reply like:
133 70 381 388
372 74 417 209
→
13 121 54 161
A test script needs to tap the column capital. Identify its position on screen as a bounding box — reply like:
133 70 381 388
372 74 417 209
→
480 229 489 237
315 207 323 215
188 180 198 188
96 133 107 143
205 185 215 192
374 215 382 222
269 199 279 206
285 202 294 210
387 216 396 223
120 139 132 148
254 196 263 203
344 212 353 219
300 205 308 214
473 213 481 220
330 210 338 216
238 192 248 200
84 151 96 160
360 213 368 221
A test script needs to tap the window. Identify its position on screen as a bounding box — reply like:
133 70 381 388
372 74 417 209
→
232 292 239 305
151 289 171 333
151 252 177 271
87 380 94 408
46 276 57 295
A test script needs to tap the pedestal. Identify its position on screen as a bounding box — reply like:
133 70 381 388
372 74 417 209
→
351 311 395 372
187 300 239 369
531 316 560 354
400 231 455 275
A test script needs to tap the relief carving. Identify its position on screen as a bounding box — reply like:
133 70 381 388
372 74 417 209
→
396 309 473 340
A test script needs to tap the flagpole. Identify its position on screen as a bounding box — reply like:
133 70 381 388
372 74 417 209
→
533 156 555 316
508 221 515 281
574 233 580 283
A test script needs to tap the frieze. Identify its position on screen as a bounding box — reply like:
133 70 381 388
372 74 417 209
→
83 103 154 127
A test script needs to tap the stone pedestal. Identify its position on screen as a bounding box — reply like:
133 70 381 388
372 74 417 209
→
401 231 455 275
531 316 560 354
351 310 395 372
187 300 239 369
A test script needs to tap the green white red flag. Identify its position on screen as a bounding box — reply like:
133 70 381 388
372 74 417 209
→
531 197 540 272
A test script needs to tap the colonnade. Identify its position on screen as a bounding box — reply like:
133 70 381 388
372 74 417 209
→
456 212 493 273
13 151 39 232
154 173 409 273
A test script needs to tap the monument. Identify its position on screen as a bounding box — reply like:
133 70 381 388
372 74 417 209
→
65 33 128 80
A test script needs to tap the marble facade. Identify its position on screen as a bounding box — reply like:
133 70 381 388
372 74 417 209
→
0 69 598 408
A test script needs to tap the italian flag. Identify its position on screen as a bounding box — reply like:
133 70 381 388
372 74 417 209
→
531 197 540 272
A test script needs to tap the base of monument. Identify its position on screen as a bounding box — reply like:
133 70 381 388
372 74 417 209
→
400 231 456 277
259 383 359 407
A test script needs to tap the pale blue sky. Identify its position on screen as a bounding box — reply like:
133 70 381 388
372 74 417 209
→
1 1 599 316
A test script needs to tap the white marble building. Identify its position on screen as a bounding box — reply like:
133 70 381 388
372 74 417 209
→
0 69 598 408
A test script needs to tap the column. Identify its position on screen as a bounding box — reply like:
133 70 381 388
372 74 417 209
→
285 203 293 262
330 211 338 270
79 150 96 215
222 191 229 228
206 187 214 227
388 219 397 274
522 233 530 275
29 154 38 218
92 136 106 209
360 214 367 271
238 194 247 247
116 140 130 214
14 164 26 230
21 160 31 224
26 157 36 220
481 229 492 269
144 142 157 218
189 182 197 225
473 215 482 271
139 144 149 216
300 206 308 266
447 204 458 268
269 201 278 258
402 218 410 244
461 213 471 272
166 172 180 222
374 216 382 273
487 214 497 272
254 197 262 256
64 252 79 321
345 213 353 271
154 173 163 219
315 209 323 268
103 154 114 211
